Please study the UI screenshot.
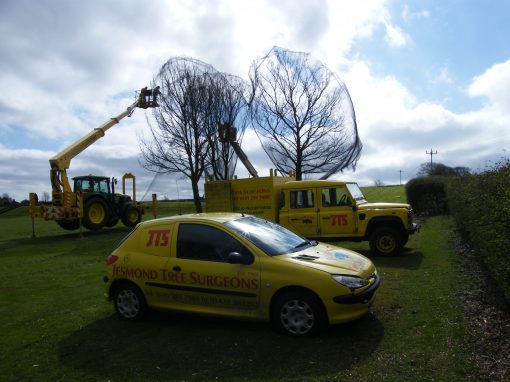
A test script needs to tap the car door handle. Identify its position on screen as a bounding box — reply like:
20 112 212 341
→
173 266 181 272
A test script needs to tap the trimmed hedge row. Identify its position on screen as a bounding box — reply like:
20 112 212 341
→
447 162 510 301
405 176 449 215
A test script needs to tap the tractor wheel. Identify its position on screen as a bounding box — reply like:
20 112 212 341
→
57 219 80 231
121 205 142 227
106 217 119 228
369 227 403 256
82 198 109 231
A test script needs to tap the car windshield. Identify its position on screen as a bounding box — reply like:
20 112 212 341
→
346 183 366 203
225 216 313 256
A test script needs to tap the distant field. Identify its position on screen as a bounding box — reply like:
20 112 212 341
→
0 186 482 381
361 185 407 203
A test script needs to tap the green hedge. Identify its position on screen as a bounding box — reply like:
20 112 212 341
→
447 161 510 301
405 176 449 215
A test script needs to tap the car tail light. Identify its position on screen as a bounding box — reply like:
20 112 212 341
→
106 255 118 265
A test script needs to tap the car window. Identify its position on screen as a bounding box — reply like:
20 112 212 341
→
177 223 251 262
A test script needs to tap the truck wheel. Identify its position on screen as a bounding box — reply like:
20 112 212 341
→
82 198 109 230
122 205 141 227
114 282 146 321
57 219 80 231
370 227 403 256
272 290 325 337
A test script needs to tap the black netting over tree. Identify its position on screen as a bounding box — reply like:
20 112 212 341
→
204 72 250 180
249 47 362 180
140 57 250 211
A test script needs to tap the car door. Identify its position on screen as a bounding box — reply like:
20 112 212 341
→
283 188 319 237
319 186 356 237
164 222 262 318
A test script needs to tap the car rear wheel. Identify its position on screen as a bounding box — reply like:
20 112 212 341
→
369 227 403 256
114 283 146 321
272 290 325 337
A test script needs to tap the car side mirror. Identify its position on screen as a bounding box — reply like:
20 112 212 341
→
227 252 254 265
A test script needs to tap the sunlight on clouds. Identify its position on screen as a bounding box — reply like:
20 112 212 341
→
384 22 411 47
468 59 510 115
432 66 454 85
401 5 430 22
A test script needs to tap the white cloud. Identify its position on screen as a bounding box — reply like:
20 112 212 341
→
431 66 454 85
468 58 510 116
384 22 411 47
402 5 430 22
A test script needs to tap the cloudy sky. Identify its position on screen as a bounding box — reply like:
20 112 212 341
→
1 0 510 202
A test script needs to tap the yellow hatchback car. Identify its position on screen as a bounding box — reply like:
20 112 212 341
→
104 213 380 336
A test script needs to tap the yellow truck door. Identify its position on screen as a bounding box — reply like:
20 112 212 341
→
281 187 320 237
318 185 357 236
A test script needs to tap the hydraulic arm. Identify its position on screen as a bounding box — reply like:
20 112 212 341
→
49 87 159 198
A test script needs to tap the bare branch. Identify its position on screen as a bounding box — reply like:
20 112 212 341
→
249 47 362 180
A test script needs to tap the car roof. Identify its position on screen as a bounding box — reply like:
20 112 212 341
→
141 212 246 226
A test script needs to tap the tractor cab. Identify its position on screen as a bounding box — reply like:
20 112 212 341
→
74 175 112 195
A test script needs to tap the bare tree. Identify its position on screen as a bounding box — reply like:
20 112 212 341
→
204 73 250 180
140 57 215 212
249 47 362 180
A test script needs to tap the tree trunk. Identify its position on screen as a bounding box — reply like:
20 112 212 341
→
191 177 202 213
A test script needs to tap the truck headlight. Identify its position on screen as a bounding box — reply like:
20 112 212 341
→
332 275 369 290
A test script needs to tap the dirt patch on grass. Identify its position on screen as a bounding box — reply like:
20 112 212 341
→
455 238 510 381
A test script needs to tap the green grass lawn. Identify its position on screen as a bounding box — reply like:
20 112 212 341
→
0 188 480 381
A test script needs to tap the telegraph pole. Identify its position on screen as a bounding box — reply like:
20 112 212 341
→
426 149 438 167
399 169 402 185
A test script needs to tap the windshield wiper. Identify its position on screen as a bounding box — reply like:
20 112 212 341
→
292 240 318 251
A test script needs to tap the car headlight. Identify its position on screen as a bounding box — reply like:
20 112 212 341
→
332 275 369 291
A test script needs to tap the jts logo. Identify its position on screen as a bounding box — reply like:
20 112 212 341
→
146 229 170 247
331 214 348 226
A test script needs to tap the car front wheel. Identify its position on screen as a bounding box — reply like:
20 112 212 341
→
272 290 325 337
113 283 146 321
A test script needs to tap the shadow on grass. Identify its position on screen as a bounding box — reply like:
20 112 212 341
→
356 249 424 270
59 310 384 381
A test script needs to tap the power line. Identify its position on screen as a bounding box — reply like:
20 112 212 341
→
426 149 438 167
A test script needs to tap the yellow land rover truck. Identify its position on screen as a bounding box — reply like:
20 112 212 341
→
205 172 418 256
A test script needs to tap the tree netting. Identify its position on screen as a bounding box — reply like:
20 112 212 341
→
249 46 362 180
